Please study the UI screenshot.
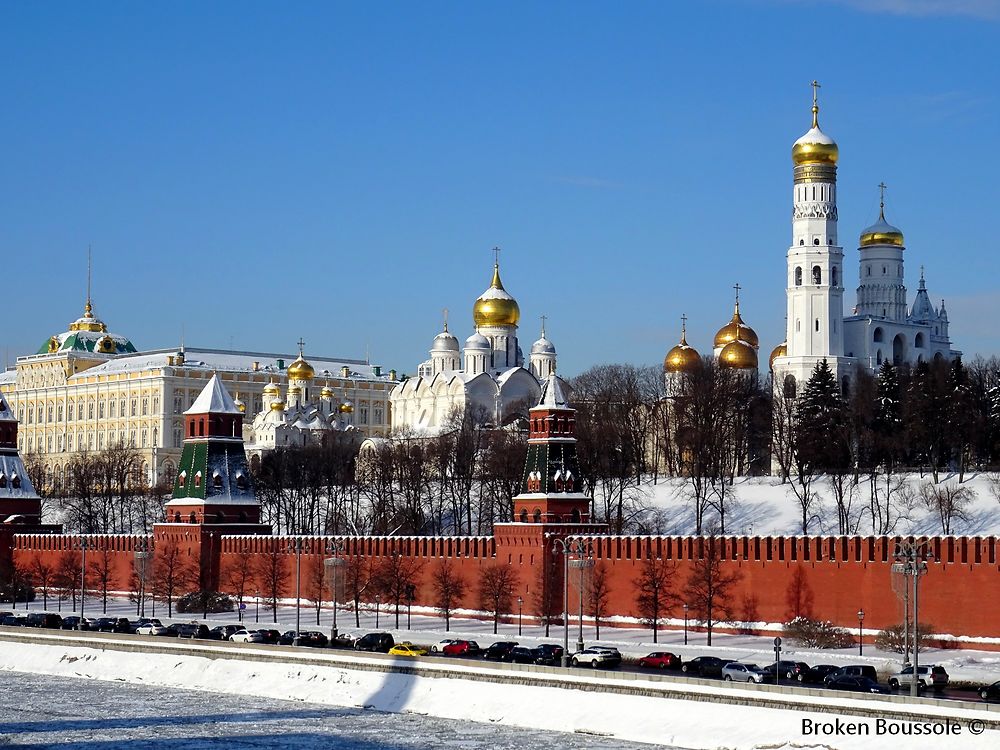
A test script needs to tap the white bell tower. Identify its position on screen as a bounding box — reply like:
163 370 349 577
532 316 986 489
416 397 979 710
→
773 82 853 392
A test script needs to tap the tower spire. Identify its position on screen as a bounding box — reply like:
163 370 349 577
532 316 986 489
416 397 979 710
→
680 313 688 345
733 282 742 316
85 246 93 317
878 181 888 220
811 80 821 128
540 314 547 338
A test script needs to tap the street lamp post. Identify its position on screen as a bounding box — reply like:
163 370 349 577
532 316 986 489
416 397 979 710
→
375 594 381 629
324 540 346 645
552 537 591 666
517 596 523 636
857 609 865 656
134 541 153 619
893 540 932 698
255 589 260 624
78 537 90 628
406 585 414 630
683 603 689 646
287 537 306 646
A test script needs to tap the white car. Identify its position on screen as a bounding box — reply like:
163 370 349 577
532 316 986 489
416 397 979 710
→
229 629 264 643
430 639 457 653
570 647 622 668
134 622 169 636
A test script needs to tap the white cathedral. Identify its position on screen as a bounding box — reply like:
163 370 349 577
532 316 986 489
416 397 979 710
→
770 84 959 391
389 260 562 433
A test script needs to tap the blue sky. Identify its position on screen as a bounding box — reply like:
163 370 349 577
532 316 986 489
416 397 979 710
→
2 1 998 375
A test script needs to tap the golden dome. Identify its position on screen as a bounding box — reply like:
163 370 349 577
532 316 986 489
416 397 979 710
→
339 401 354 414
860 200 904 247
233 395 246 414
288 385 302 396
792 82 838 166
473 263 520 328
769 342 787 371
664 318 700 374
320 386 335 399
714 304 759 350
287 354 315 381
263 381 280 395
719 339 758 370
269 399 286 411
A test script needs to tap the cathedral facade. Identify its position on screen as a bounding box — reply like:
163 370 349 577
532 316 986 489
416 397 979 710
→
390 260 562 434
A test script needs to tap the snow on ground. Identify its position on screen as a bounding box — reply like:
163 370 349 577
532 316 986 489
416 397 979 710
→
627 471 1000 537
19 592 1000 687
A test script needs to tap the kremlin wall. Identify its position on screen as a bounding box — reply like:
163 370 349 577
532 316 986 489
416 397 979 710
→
3 373 1000 647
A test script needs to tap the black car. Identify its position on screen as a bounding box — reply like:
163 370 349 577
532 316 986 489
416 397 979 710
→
533 644 565 666
25 613 63 629
979 681 1000 702
798 664 840 685
93 617 131 633
254 629 282 645
483 641 518 661
207 625 244 641
680 656 729 678
278 630 330 648
353 632 395 653
1 614 26 627
823 665 878 687
505 646 537 664
828 676 890 694
765 660 810 681
330 633 355 649
169 622 209 639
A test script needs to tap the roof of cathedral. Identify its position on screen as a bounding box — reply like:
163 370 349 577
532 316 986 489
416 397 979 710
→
537 373 569 409
432 328 460 352
36 301 138 355
185 374 243 415
664 318 700 373
909 269 937 322
464 331 490 350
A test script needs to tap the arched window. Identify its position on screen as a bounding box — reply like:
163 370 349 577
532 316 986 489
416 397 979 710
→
831 266 839 286
876 349 883 364
519 509 528 523
173 512 181 523
783 375 797 399
212 472 223 489
189 512 197 524
814 238 820 245
532 509 542 523
842 376 850 397
873 327 884 343
812 265 822 285
815 319 820 332
796 319 801 332
799 239 805 246
794 267 802 286
571 508 581 523
915 332 925 348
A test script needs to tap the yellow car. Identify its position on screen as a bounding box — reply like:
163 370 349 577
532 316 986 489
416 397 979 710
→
388 642 428 657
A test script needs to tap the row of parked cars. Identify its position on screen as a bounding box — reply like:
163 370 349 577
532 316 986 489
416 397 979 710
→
426 638 623 668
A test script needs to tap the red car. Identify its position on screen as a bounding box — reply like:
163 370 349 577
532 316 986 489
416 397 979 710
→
638 651 680 670
442 639 481 657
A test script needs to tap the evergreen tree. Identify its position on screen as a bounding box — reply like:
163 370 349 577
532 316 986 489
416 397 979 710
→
873 360 903 467
947 358 979 480
988 372 1000 464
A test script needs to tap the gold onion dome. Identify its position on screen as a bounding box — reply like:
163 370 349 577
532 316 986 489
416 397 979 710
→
714 304 759 350
860 198 904 247
664 318 700 374
320 386 335 398
472 263 520 327
339 401 354 414
269 399 286 411
769 342 787 371
792 83 838 166
263 381 280 395
286 353 315 381
720 339 759 370
288 385 302 396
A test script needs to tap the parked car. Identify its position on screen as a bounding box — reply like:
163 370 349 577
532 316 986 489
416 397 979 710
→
430 638 457 653
93 617 131 633
1 614 26 627
505 646 537 664
978 681 1000 702
442 640 481 657
828 676 890 694
765 661 810 681
207 624 244 641
329 632 355 649
170 622 209 639
254 629 282 644
722 662 770 684
278 630 329 648
823 665 878 687
797 664 840 685
680 656 729 678
570 647 622 669
353 632 395 653
888 665 949 692
388 642 428 657
25 613 63 629
60 616 96 631
532 644 565 666
229 629 264 643
638 652 680 670
483 641 518 661
134 619 169 636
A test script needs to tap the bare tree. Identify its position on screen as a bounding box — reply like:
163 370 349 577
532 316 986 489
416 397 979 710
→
342 554 371 628
784 565 814 621
479 563 518 634
431 559 467 631
683 534 741 646
533 558 559 637
634 556 675 643
304 553 328 626
921 481 975 535
30 558 54 610
88 548 117 614
587 562 611 640
55 551 81 612
255 545 290 623
152 540 196 618
224 548 256 621
372 550 423 629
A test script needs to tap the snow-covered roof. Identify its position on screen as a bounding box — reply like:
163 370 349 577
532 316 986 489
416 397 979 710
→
0 395 14 422
536 373 569 409
185 375 243 415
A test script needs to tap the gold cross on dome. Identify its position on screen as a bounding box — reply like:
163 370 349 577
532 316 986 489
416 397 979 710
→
296 338 305 356
733 282 742 303
878 182 888 210
493 246 501 266
540 314 548 336
811 80 821 106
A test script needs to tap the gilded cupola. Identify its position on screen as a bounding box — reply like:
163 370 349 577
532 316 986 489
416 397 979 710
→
473 259 520 328
286 344 316 381
664 316 700 374
714 295 759 350
720 339 759 370
860 186 904 247
792 81 839 167
769 342 787 371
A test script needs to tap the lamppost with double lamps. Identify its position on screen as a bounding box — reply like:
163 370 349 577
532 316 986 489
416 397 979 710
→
78 536 90 628
134 540 153 619
857 609 865 656
287 537 306 646
552 537 591 666
517 596 524 636
324 540 346 644
406 585 415 630
375 594 381 629
683 603 689 646
892 540 932 698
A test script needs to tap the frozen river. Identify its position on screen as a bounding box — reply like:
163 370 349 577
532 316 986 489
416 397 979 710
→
0 671 672 749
